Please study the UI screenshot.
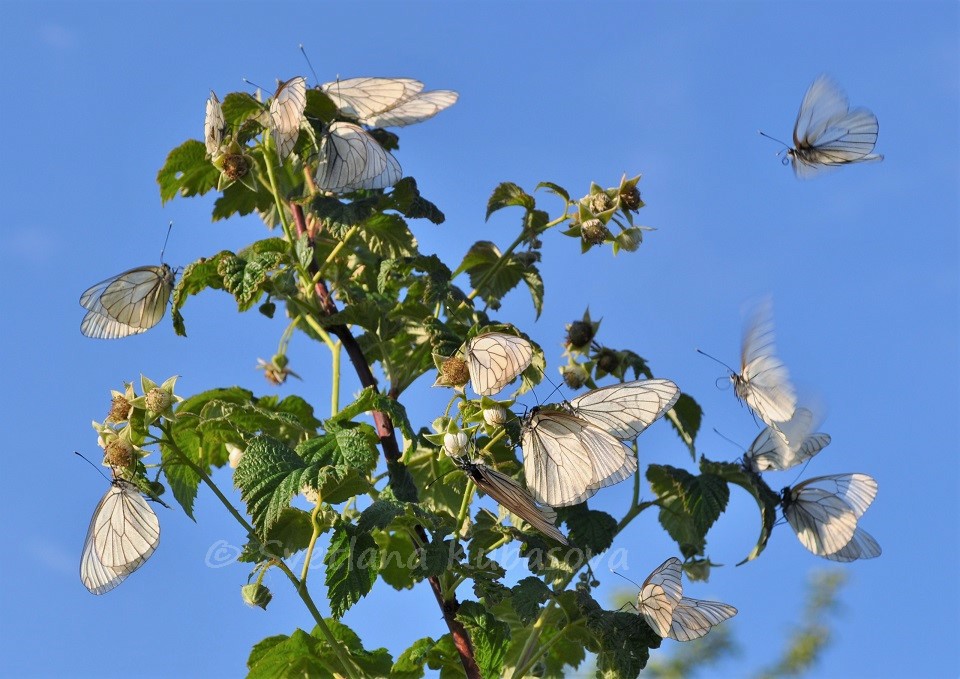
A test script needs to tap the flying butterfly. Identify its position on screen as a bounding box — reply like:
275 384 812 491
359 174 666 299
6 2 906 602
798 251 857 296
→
667 597 739 642
314 121 402 192
269 76 307 159
781 473 880 560
521 379 678 507
79 263 175 339
80 477 161 595
742 407 831 473
762 75 883 178
450 456 568 545
636 557 684 638
204 90 225 157
464 332 534 397
320 76 458 128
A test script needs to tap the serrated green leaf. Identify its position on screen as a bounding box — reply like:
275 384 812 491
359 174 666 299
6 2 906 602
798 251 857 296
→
647 464 705 558
160 449 200 520
486 182 535 220
211 173 274 221
457 601 510 678
170 251 232 335
373 530 418 590
322 619 394 676
520 264 544 318
535 181 570 203
579 589 659 678
246 630 334 679
311 195 378 236
156 139 220 204
510 576 552 625
666 393 704 459
560 505 618 555
325 523 379 618
392 637 438 679
360 213 418 258
415 538 454 579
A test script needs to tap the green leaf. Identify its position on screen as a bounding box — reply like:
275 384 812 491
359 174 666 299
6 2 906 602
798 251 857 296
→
701 457 781 564
520 264 544 318
486 182 535 220
535 181 570 203
665 393 704 459
358 499 406 533
392 637 438 679
388 177 445 224
415 539 455 579
579 589 659 678
646 464 729 559
156 139 219 204
170 251 231 335
560 505 618 554
325 523 379 618
246 630 333 679
211 172 274 221
360 213 418 258
261 507 316 558
373 530 418 590
457 601 510 678
510 576 552 625
160 449 200 520
457 242 530 309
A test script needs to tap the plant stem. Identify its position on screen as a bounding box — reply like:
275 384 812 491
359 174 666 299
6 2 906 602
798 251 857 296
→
331 340 342 416
300 500 324 584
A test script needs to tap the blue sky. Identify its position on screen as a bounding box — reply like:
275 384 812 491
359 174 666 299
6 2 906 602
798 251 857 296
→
1 2 957 677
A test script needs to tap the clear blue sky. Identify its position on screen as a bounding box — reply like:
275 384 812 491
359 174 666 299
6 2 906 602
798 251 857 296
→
1 2 957 677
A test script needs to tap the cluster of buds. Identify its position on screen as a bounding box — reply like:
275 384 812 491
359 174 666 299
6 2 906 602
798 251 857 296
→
563 174 650 254
256 354 300 386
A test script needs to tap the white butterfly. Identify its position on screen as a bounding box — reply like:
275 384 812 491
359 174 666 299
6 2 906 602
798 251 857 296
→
636 557 684 637
786 75 883 178
564 379 680 441
464 332 533 397
269 76 307 159
667 597 739 642
743 407 831 473
204 90 225 157
452 457 568 545
80 478 160 595
79 264 175 339
320 77 458 127
314 121 402 192
781 473 880 559
732 298 797 429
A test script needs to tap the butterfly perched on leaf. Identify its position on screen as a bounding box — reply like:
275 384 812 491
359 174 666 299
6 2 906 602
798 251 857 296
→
79 264 175 339
80 477 161 594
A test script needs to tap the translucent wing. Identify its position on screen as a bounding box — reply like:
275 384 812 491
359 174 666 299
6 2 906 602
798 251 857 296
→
457 459 568 545
321 77 425 121
743 407 831 472
314 122 402 192
637 557 684 638
270 76 307 159
667 597 738 642
204 90 224 157
465 332 534 396
79 264 175 339
782 473 878 556
363 90 459 128
521 408 631 507
822 527 881 562
567 379 680 440
734 298 797 427
80 479 160 595
789 75 883 178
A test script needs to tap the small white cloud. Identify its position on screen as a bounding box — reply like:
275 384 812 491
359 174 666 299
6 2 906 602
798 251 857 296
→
39 24 78 50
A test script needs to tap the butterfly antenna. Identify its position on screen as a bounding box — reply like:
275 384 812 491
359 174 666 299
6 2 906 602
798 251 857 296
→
758 129 790 150
712 428 743 451
241 77 266 101
298 44 320 85
610 568 643 590
159 221 174 264
74 451 112 482
696 348 736 374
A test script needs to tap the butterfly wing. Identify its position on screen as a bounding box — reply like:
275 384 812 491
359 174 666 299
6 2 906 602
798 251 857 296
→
321 77 425 122
637 557 684 638
743 408 830 472
270 76 307 159
567 379 680 441
735 298 797 427
822 527 881 562
466 332 534 396
363 90 459 128
783 474 877 556
464 462 568 545
79 265 175 339
315 122 401 192
790 75 882 178
667 597 738 642
204 90 224 157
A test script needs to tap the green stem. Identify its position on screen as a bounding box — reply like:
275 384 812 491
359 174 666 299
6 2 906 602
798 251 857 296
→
300 500 324 584
313 224 360 284
513 618 586 679
453 479 476 542
331 340 342 416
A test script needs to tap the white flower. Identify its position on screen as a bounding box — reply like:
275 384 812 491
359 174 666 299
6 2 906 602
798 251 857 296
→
227 443 245 469
443 432 470 457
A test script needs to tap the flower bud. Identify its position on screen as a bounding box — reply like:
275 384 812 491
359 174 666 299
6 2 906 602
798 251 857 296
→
227 443 245 469
104 437 134 469
561 365 589 390
589 192 614 213
106 394 132 424
440 357 470 387
443 432 469 457
241 583 273 610
620 185 643 211
221 153 252 181
483 406 508 427
596 348 620 374
566 321 595 349
580 219 610 245
145 388 171 414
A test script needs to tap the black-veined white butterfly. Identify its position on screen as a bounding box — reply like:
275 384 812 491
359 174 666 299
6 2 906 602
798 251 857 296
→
464 332 534 397
666 597 739 642
79 263 175 339
636 557 684 637
732 298 797 429
320 77 458 128
521 379 678 507
764 75 883 178
80 477 160 595
743 407 831 473
204 90 225 157
270 76 307 159
451 457 568 545
781 473 880 560
314 121 402 192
